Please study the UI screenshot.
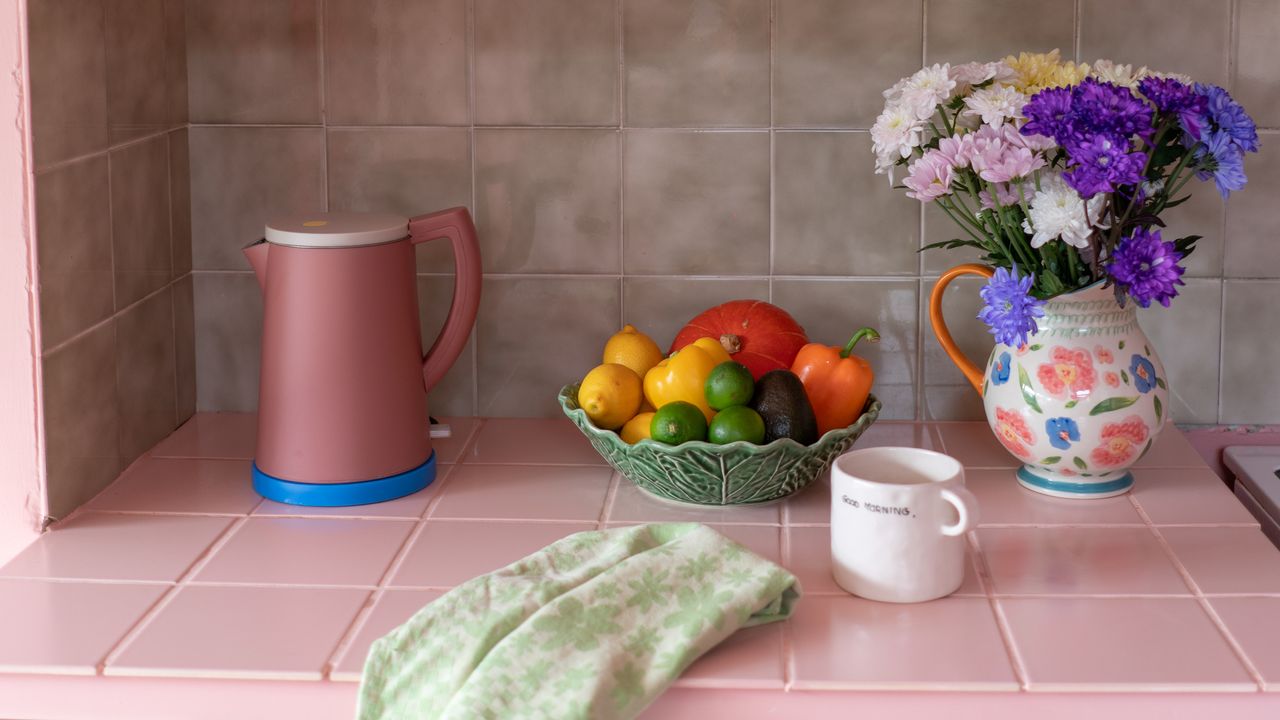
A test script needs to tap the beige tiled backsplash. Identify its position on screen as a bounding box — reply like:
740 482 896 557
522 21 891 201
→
27 0 1280 518
29 0 191 518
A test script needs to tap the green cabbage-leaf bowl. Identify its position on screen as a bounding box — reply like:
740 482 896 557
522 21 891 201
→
559 383 881 506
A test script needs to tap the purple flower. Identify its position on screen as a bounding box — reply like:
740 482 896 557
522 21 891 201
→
1196 84 1259 153
1138 76 1209 140
1021 86 1073 142
1106 228 1186 308
978 265 1046 347
1195 129 1248 198
1068 79 1155 144
1062 136 1148 198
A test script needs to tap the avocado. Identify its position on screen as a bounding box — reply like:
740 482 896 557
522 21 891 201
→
749 370 819 445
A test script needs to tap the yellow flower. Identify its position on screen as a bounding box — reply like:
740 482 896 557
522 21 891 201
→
1003 49 1090 94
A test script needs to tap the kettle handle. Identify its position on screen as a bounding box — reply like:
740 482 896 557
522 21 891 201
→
928 263 994 396
409 207 482 392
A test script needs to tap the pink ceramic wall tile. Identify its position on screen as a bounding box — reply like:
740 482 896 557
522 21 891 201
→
978 527 1190 595
0 580 168 675
330 589 443 682
782 472 830 525
785 525 983 596
673 622 785 689
193 517 414 587
462 418 607 466
1130 468 1258 525
0 512 233 582
253 465 451 520
1000 597 1255 690
107 585 370 680
1209 596 1280 690
1134 427 1205 469
966 468 1142 526
390 520 595 587
935 423 1018 468
430 464 612 521
87 457 261 515
431 417 481 464
608 477 780 525
1159 527 1280 594
149 413 256 459
789 595 1017 690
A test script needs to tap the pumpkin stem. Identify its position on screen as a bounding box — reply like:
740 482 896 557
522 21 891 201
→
840 327 880 358
719 334 742 354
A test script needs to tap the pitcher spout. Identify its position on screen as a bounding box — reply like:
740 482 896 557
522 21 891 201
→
244 240 269 292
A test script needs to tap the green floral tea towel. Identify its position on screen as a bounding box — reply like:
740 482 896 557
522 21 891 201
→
357 522 800 720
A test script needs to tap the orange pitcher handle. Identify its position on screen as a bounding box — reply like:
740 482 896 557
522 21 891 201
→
929 263 995 396
409 207 482 392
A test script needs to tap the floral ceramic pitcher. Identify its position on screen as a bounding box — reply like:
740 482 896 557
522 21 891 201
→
931 264 1169 499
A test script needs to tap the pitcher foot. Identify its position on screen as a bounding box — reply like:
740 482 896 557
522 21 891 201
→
1016 465 1133 499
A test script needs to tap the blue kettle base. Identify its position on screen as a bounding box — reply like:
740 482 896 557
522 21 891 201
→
252 453 436 507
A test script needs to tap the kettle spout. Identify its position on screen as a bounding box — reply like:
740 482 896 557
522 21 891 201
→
244 240 269 292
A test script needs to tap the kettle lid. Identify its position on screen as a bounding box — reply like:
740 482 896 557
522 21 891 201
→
265 212 409 248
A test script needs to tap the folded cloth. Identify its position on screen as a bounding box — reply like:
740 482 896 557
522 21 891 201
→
358 522 800 720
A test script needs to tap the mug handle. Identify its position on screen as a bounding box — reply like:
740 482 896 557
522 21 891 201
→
928 263 995 396
939 486 979 537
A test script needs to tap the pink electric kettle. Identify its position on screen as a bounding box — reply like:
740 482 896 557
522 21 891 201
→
243 207 481 506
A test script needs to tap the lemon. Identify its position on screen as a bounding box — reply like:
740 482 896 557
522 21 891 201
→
603 324 664 379
578 363 643 430
620 412 655 444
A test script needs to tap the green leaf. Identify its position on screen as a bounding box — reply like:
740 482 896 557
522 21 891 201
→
1145 345 1151 356
1029 343 1043 351
1064 399 1078 409
1154 395 1163 424
1138 438 1154 460
983 379 990 396
1156 377 1167 390
1119 340 1126 350
1018 365 1043 413
1121 370 1130 384
1041 456 1062 465
1073 456 1088 470
1089 396 1140 415
920 238 986 252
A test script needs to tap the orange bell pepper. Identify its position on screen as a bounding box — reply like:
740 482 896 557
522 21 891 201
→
790 327 879 436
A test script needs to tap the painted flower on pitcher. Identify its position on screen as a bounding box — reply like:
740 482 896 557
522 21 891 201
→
994 407 1035 460
1094 345 1114 364
1130 354 1158 393
1037 346 1096 399
1091 415 1150 467
1045 417 1081 450
1105 371 1120 388
991 351 1012 385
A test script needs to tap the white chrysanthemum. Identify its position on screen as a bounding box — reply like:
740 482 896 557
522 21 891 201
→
950 61 1015 91
962 85 1028 126
871 103 925 178
1021 175 1106 248
1090 59 1147 89
1147 69 1192 85
882 76 910 103
900 64 956 120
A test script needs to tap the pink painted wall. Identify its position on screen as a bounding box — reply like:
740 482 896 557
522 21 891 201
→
0 0 43 566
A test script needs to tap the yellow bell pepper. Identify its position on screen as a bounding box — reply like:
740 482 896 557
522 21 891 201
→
642 338 728 422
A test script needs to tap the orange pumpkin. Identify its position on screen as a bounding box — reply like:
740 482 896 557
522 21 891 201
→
670 300 809 380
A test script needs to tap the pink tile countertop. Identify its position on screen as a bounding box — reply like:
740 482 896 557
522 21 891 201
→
3 416 1280 719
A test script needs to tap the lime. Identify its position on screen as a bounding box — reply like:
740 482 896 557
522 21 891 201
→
650 401 708 445
708 405 766 445
705 361 754 410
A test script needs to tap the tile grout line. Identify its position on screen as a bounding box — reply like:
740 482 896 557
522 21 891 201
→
597 470 622 528
778 486 795 690
766 0 776 303
1130 495 1265 689
32 126 178 177
967 530 1031 690
317 0 330 213
616 0 627 323
98 515 252 671
323 421 486 675
467 0 480 416
41 275 190 358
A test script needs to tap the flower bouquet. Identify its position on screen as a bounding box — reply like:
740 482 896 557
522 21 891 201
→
873 51 1258 498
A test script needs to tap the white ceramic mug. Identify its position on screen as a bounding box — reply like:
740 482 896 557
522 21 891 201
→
830 447 979 603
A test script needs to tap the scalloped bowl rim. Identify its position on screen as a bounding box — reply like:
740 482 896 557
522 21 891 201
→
558 383 881 454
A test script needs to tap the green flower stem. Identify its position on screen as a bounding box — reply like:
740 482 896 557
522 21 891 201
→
936 199 991 246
